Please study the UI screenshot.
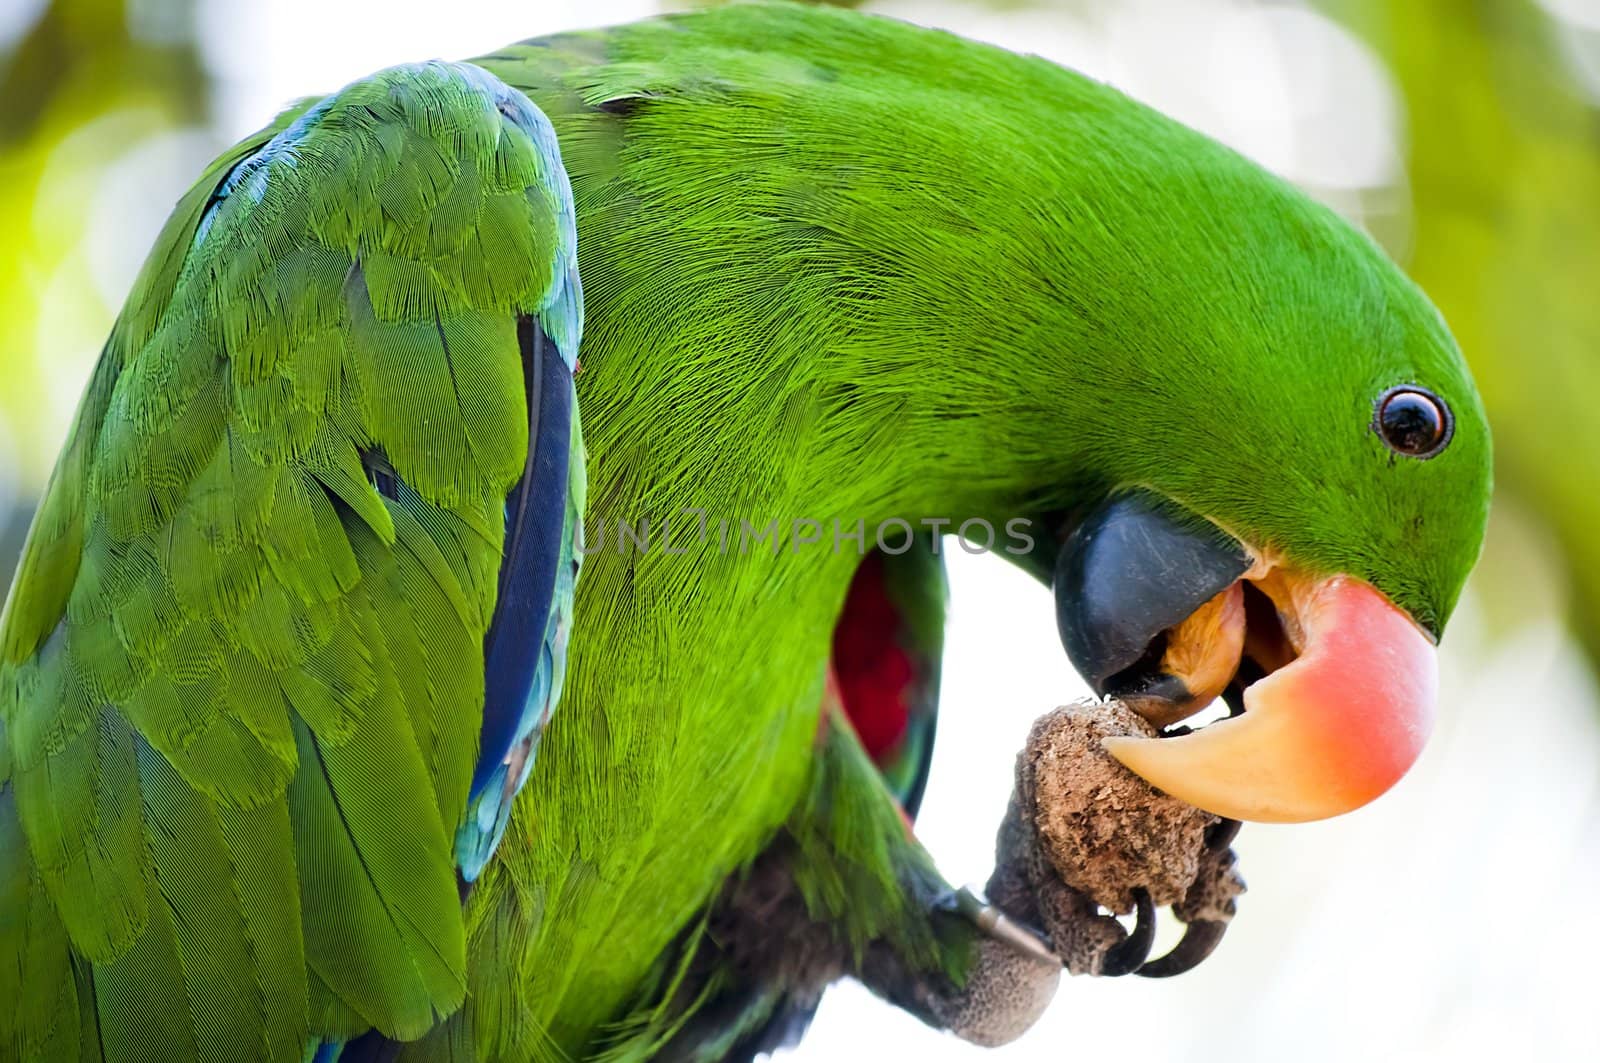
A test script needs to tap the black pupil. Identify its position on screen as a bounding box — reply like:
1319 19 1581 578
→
1379 391 1445 454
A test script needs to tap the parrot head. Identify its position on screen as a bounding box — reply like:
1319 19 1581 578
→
1029 139 1492 825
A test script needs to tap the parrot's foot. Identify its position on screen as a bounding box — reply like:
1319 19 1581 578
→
976 699 1247 979
639 701 1245 1056
908 928 1063 1047
888 700 1248 1048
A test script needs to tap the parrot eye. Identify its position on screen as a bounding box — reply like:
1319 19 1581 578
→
1373 386 1451 458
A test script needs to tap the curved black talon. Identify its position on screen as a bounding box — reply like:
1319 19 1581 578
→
1099 888 1156 976
1205 817 1241 852
1136 919 1228 978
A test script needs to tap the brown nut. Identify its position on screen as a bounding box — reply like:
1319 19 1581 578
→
1020 700 1217 914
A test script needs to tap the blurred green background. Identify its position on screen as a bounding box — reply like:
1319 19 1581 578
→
3 1 1597 1060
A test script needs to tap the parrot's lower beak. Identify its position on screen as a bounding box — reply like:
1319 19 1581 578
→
1053 493 1439 824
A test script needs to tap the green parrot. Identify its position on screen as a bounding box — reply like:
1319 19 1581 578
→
0 2 1492 1061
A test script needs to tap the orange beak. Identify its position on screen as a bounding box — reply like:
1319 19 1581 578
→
1102 573 1438 823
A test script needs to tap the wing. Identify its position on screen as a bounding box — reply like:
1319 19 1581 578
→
0 59 584 1061
832 538 946 817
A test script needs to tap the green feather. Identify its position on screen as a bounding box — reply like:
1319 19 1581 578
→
15 708 149 961
1 59 580 1057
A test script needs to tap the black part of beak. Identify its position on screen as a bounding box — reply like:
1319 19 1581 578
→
1053 491 1248 694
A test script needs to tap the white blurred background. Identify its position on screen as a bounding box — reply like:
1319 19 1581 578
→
3 2 1598 1060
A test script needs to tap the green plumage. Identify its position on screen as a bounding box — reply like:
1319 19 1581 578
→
0 2 1491 1061
2 60 577 1058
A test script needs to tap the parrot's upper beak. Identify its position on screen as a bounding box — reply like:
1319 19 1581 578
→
1053 493 1438 824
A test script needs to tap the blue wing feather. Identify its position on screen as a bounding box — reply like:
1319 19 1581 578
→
456 319 584 882
470 319 572 800
450 63 587 879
